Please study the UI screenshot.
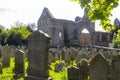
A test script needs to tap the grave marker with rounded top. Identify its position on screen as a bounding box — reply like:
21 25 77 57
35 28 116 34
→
90 54 109 80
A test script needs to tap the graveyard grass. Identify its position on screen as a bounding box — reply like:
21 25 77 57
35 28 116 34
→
0 58 69 80
49 60 68 80
0 58 24 80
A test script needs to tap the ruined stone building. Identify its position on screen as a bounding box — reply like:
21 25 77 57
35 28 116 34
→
37 7 110 47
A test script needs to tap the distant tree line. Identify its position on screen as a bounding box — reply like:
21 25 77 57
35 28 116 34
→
0 21 37 46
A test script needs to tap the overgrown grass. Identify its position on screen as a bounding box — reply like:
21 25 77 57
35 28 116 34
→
0 58 89 80
0 58 23 80
0 58 69 80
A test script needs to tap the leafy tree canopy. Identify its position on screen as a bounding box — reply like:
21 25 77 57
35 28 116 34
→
70 0 120 31
114 30 120 47
27 23 37 32
5 21 31 46
0 25 5 33
1 29 8 45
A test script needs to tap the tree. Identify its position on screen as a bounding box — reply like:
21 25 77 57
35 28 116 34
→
6 22 31 46
1 29 8 45
114 30 120 47
109 18 120 47
11 21 25 28
0 25 5 33
27 23 37 32
71 0 120 47
70 0 119 31
6 32 22 46
0 25 5 45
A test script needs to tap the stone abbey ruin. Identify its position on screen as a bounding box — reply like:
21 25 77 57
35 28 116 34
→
38 7 110 47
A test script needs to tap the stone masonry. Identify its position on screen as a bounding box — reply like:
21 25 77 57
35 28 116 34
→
38 7 110 47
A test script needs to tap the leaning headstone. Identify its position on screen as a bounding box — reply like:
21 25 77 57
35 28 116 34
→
1 44 11 67
68 66 79 80
54 61 66 72
14 49 24 78
24 30 51 80
90 54 109 80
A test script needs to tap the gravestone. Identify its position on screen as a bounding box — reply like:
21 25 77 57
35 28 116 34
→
90 54 109 80
111 50 118 58
77 59 89 80
61 49 66 60
64 49 71 64
76 52 88 63
88 49 96 59
68 66 79 80
54 49 60 60
54 61 66 72
107 64 116 80
24 30 51 80
70 48 77 60
14 49 24 78
1 44 11 67
56 48 61 60
112 55 120 80
48 49 56 63
11 46 16 57
102 50 110 59
0 47 2 59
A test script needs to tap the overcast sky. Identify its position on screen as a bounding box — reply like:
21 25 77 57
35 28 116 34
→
0 0 120 31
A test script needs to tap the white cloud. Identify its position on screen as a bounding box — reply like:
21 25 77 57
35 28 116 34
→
0 0 43 28
0 0 119 30
0 0 84 28
42 0 83 20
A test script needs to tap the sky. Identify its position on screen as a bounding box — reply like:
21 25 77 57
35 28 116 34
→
0 0 120 31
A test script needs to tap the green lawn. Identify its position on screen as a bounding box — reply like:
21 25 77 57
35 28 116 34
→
0 58 68 80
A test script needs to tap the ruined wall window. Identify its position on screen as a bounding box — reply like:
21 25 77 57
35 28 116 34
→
98 33 110 42
58 32 62 46
80 28 91 45
81 28 89 33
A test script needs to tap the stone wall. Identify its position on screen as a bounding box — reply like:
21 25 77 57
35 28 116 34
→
38 7 110 47
93 32 110 46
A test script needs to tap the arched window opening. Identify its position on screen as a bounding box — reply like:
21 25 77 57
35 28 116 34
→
81 28 89 33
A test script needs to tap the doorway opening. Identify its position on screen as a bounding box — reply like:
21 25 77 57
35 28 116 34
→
79 28 92 45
